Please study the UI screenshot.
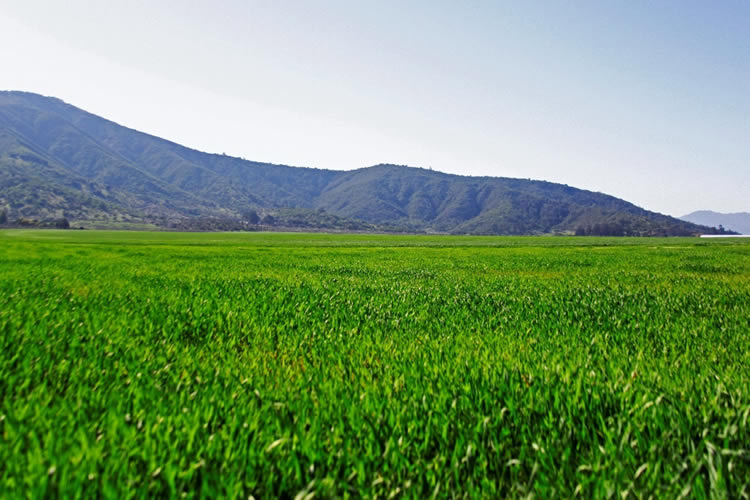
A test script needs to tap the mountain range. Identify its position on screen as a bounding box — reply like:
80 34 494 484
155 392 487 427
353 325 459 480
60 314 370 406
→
0 91 731 236
681 211 750 235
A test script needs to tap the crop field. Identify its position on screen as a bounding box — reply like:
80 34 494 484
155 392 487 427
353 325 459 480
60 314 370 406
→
1 230 749 498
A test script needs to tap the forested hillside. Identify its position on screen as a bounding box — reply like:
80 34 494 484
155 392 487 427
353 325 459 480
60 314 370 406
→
0 91 729 235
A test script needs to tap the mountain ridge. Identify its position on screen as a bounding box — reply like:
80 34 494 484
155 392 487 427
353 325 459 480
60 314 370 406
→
681 210 750 235
0 90 731 236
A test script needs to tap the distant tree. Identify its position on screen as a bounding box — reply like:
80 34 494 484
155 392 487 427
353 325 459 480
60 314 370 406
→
54 217 70 229
16 218 38 227
243 209 260 225
261 214 275 226
0 208 7 225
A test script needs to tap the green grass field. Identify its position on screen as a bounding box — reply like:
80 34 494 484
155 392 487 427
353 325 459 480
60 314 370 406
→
1 230 749 498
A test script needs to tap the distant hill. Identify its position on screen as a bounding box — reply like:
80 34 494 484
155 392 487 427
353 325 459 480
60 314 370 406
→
681 211 750 235
0 90 731 235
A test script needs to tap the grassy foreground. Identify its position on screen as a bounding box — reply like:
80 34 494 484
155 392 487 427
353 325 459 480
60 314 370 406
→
1 230 749 498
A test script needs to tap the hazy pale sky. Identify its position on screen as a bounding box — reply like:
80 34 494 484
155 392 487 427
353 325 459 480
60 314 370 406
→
1 1 748 216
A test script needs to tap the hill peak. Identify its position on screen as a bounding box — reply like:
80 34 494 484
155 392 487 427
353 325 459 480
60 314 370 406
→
0 91 730 236
681 210 750 234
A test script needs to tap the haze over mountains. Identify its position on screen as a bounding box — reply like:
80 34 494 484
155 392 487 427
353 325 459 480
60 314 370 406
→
0 91 730 235
681 211 750 235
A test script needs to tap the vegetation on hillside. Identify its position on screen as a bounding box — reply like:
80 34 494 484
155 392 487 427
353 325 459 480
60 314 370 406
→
0 91 730 236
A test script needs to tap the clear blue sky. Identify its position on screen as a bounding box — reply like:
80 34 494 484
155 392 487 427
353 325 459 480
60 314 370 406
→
1 1 748 216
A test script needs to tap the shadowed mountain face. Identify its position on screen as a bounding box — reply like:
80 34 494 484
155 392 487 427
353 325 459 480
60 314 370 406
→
0 91 728 235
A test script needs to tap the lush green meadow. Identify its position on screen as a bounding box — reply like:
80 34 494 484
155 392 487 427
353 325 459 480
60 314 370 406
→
1 230 749 498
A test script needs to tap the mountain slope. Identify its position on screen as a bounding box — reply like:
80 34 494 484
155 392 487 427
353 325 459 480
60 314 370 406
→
313 164 713 235
0 91 729 236
681 211 750 235
0 92 337 213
